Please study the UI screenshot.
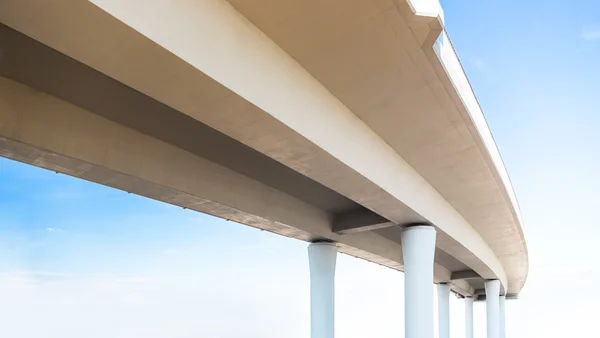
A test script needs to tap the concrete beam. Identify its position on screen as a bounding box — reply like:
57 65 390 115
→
475 289 517 301
0 0 526 295
451 270 481 280
332 210 395 234
505 293 519 300
0 75 409 278
0 0 508 290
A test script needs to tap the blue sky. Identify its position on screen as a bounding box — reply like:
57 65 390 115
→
442 0 600 336
2 0 600 337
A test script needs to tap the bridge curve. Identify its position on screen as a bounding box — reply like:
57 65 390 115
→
0 0 527 298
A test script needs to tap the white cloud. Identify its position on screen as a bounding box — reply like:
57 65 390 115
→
46 228 54 232
581 27 600 41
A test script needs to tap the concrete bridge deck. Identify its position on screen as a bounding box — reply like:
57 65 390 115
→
0 1 527 337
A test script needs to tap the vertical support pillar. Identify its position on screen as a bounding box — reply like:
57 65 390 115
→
401 225 437 338
499 295 506 338
465 297 474 338
485 280 501 338
308 242 337 338
437 283 451 338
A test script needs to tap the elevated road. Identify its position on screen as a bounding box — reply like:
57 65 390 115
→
0 1 527 337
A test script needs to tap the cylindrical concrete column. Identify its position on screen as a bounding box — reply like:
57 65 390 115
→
308 242 337 338
465 297 474 338
401 225 437 338
485 280 501 338
499 295 506 338
437 283 451 338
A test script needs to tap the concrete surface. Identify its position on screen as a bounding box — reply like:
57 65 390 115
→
0 0 527 296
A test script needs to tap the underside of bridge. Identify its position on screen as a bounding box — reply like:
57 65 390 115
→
0 0 527 307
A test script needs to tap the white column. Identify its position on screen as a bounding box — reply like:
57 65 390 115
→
308 242 337 338
485 280 501 338
401 225 437 338
465 297 474 338
499 295 506 338
437 283 451 338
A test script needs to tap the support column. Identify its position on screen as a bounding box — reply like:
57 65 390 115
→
437 283 450 338
465 297 474 338
499 295 506 338
401 225 437 338
308 242 337 338
485 280 501 338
